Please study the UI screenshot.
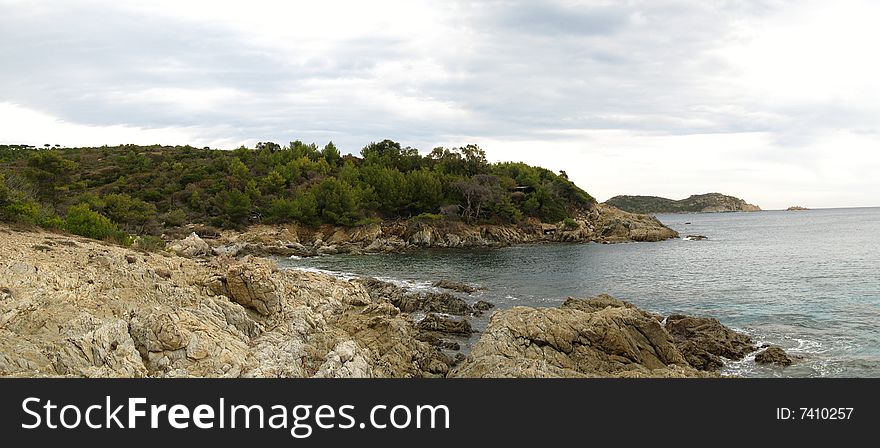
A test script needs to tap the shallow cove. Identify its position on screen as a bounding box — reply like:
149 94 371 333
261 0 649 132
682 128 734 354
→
279 207 880 378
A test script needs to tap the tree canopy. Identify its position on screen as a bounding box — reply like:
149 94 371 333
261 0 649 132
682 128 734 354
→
0 141 596 237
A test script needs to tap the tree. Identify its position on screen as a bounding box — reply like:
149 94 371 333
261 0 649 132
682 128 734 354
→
222 189 252 226
405 169 444 214
260 170 286 195
25 151 77 206
314 177 359 225
102 193 158 234
321 141 341 168
0 173 9 205
453 174 498 222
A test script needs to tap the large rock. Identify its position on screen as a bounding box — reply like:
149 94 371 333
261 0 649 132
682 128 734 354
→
664 314 756 370
416 313 473 335
451 296 706 378
167 232 211 257
0 226 450 378
359 278 473 316
755 346 794 366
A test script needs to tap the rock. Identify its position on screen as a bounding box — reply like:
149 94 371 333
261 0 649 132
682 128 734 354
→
0 225 454 378
359 278 473 316
473 300 494 311
167 232 211 257
432 279 484 294
451 296 707 378
208 257 284 317
415 332 461 351
125 254 137 264
755 346 794 366
664 314 756 370
313 340 373 378
684 235 708 241
416 314 473 335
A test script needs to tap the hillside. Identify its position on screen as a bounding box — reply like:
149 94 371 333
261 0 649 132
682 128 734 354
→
0 141 595 240
605 193 761 214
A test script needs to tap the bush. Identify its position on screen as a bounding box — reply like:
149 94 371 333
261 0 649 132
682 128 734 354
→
65 203 130 244
134 235 166 252
563 218 580 230
413 212 443 221
163 208 187 227
39 214 66 230
1 200 41 224
354 217 382 226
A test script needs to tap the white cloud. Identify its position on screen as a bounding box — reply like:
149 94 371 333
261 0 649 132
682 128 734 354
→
1 0 879 208
0 102 242 148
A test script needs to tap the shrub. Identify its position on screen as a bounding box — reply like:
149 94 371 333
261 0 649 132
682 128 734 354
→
39 214 66 230
2 200 41 224
163 208 187 227
354 217 382 226
413 212 443 221
134 235 166 252
563 218 580 230
65 203 130 244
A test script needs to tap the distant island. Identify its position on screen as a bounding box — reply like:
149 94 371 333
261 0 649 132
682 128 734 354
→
605 193 761 214
786 206 810 211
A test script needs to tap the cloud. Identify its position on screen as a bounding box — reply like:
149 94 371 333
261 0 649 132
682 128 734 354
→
1 0 878 208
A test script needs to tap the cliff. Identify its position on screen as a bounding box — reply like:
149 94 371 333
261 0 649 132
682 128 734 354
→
605 193 761 214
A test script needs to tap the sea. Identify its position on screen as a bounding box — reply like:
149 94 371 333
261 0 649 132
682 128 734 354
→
278 207 880 378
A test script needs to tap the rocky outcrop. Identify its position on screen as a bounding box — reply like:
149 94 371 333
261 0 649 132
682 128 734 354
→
755 346 794 366
664 314 756 370
358 278 476 316
205 204 677 258
1 226 755 379
166 232 211 257
606 193 761 214
0 227 452 378
451 296 714 378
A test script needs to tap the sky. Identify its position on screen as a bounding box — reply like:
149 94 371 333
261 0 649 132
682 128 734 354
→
2 0 879 209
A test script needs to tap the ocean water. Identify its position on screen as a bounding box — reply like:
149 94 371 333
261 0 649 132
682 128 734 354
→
279 207 880 378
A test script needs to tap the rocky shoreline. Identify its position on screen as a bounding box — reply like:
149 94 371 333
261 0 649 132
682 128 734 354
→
181 204 678 258
0 224 794 378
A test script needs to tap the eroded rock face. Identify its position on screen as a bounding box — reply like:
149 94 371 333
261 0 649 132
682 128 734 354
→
451 296 706 378
0 227 450 378
664 315 756 370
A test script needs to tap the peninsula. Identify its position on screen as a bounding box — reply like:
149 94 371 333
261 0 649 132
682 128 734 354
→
605 193 761 214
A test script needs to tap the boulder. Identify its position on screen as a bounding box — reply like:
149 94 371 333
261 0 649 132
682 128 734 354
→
664 314 756 370
166 232 211 257
416 313 473 335
451 296 706 378
755 346 794 366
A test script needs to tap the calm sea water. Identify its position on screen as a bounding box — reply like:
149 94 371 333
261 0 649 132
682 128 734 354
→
279 207 880 378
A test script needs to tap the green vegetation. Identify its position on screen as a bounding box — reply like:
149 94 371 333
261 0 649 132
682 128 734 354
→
0 140 596 241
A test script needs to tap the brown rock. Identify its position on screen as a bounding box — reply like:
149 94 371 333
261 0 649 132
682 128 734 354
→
451 296 708 378
416 313 473 335
755 346 794 366
664 314 756 370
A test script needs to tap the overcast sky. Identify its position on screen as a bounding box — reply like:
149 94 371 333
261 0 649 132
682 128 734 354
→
2 0 879 209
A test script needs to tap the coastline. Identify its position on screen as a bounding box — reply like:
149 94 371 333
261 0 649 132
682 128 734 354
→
195 204 679 258
0 221 796 378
